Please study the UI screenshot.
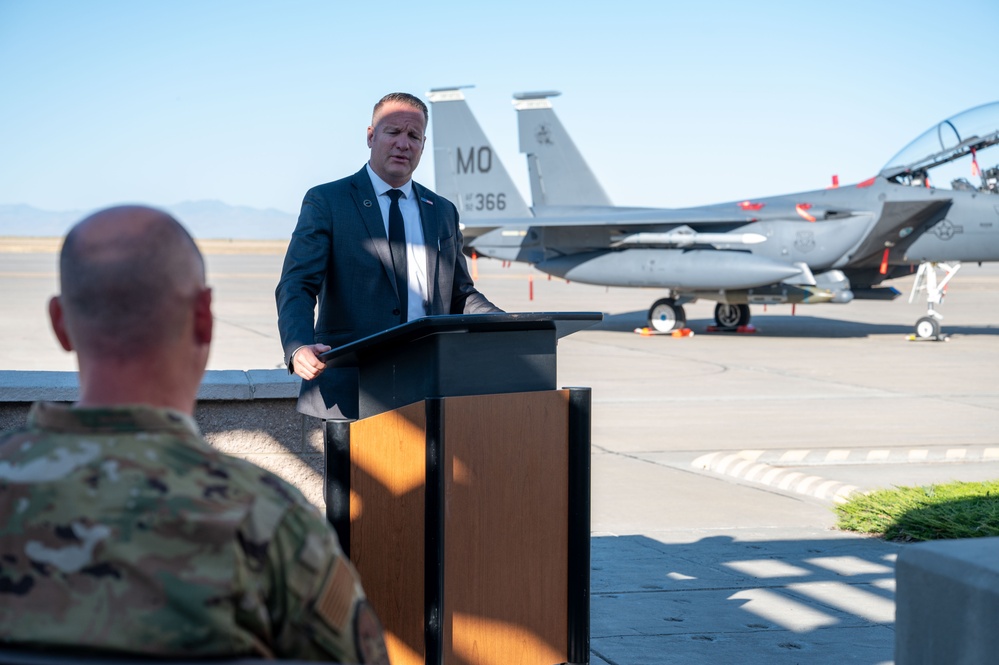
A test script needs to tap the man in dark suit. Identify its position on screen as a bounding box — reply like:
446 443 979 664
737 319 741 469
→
276 92 501 419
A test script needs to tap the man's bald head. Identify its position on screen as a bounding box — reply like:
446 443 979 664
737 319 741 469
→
57 206 207 360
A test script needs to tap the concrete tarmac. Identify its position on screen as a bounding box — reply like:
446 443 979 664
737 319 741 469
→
3 238 999 664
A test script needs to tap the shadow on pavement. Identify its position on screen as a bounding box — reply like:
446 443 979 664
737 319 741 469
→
590 533 900 665
594 310 999 339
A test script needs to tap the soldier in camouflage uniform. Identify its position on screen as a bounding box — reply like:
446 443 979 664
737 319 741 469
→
0 206 388 663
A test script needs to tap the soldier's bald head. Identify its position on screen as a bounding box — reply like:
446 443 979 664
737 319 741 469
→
58 206 206 360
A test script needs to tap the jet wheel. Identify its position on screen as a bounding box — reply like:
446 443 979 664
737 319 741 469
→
914 316 941 339
649 299 686 333
714 303 751 328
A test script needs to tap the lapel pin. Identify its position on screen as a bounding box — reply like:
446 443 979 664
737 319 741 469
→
420 197 434 206
363 199 373 207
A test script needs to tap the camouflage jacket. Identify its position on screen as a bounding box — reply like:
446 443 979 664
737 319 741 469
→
0 402 387 663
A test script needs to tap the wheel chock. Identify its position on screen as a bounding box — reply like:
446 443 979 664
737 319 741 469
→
905 333 950 342
633 327 694 337
705 324 757 334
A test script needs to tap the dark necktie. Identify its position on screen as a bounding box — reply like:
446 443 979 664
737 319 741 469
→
386 189 408 319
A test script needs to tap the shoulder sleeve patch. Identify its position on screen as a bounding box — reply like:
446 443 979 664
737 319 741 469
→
354 600 389 664
314 558 354 634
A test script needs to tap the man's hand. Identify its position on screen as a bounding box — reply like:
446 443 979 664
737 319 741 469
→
292 344 331 381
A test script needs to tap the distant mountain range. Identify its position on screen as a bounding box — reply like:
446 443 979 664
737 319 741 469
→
0 201 297 240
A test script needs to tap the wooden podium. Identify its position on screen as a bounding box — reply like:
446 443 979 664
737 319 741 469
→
319 313 599 665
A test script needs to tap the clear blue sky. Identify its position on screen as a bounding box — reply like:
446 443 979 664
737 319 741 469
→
1 0 997 218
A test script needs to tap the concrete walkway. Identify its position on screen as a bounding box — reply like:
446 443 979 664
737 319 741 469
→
588 451 900 665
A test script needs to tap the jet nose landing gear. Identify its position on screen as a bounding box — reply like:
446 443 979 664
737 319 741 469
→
908 262 959 341
914 315 942 340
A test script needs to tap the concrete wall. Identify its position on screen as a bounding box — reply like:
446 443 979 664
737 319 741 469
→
0 369 326 509
895 536 999 664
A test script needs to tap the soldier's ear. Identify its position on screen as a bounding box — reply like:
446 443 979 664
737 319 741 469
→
48 296 74 352
193 288 213 346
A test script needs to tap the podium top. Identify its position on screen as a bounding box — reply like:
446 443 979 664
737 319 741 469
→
319 311 602 367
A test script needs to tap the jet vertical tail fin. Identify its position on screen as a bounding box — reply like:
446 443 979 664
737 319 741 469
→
513 91 613 207
427 86 532 219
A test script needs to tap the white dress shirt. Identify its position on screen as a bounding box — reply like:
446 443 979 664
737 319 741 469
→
366 163 430 321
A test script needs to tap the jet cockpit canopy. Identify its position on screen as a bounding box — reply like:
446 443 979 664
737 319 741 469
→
880 101 999 194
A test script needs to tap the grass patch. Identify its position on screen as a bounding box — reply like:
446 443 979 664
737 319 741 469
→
835 479 999 541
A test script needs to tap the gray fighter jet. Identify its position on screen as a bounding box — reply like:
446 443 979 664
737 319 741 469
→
428 87 999 337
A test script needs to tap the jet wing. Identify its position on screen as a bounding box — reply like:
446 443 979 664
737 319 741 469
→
457 206 758 240
466 201 865 229
527 206 759 226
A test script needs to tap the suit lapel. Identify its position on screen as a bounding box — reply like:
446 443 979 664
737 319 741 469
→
414 182 442 309
349 167 397 293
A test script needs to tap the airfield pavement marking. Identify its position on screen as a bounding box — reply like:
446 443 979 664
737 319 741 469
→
0 237 290 256
692 445 999 504
704 446 999 466
0 272 57 278
692 450 863 503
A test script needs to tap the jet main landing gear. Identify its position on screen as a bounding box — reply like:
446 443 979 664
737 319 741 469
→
646 300 754 333
648 298 687 332
714 303 751 329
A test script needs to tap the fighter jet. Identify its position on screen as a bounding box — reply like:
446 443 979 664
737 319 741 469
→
428 87 999 337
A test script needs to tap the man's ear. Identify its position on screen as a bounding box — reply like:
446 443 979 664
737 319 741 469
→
193 288 213 346
367 125 374 148
48 296 74 352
